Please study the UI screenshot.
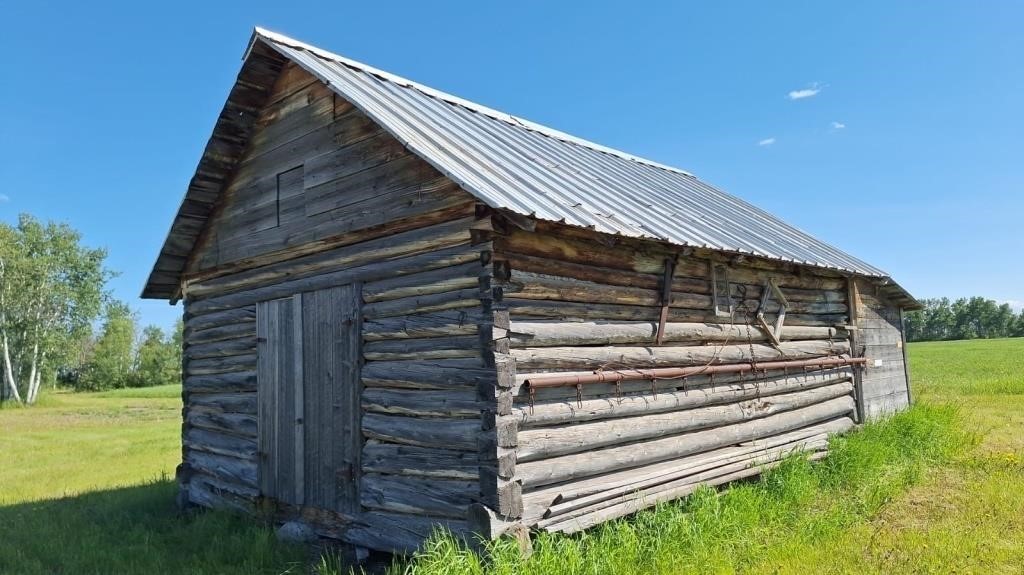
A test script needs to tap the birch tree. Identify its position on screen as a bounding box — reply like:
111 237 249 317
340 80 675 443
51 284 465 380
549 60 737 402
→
0 214 108 404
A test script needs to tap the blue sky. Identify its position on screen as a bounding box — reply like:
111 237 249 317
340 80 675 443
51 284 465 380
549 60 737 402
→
2 1 1022 329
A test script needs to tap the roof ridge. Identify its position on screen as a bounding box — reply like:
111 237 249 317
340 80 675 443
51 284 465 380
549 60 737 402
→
251 27 694 177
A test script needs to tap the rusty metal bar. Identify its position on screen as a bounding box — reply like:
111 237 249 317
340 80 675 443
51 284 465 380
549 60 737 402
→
525 356 867 389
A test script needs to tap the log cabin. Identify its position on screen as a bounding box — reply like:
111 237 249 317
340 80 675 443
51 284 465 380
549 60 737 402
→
143 27 921 553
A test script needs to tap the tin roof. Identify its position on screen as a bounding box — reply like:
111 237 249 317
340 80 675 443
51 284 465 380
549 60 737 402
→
144 28 917 307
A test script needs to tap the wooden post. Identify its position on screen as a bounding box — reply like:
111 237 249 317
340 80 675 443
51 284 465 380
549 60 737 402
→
846 277 864 423
655 257 676 345
899 308 913 405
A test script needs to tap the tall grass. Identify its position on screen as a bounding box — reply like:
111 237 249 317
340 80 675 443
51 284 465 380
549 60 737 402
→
374 403 973 575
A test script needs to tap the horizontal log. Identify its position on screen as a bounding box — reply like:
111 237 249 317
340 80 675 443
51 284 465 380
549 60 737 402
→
362 413 481 451
185 353 257 376
184 427 258 460
189 392 257 415
500 271 846 314
516 383 853 462
517 396 855 487
185 450 258 489
185 336 255 360
184 306 255 332
362 388 483 417
186 409 258 439
511 339 850 371
362 288 484 320
499 252 847 304
496 231 847 291
509 320 845 347
187 242 488 316
504 299 845 326
363 335 481 360
520 418 852 519
362 260 482 303
363 310 486 341
539 438 828 524
361 358 491 389
362 441 479 479
515 371 853 427
185 322 257 346
184 371 257 394
343 511 470 555
543 451 828 534
186 472 257 514
361 474 478 519
187 216 476 299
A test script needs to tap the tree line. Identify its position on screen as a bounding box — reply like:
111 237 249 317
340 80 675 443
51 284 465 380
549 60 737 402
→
1 214 181 404
904 297 1024 342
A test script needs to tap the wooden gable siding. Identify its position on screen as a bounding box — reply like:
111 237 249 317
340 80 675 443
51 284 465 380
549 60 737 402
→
185 61 475 280
851 279 911 419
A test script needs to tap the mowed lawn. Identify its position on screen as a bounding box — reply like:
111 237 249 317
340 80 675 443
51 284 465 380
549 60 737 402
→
0 340 1022 574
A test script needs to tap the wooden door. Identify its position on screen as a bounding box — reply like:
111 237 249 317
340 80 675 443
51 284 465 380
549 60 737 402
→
257 285 361 513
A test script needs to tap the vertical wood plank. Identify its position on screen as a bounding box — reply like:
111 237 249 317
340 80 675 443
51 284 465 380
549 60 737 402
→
292 293 305 505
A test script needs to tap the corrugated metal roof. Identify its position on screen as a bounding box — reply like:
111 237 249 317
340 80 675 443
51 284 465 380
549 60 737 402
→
252 28 889 278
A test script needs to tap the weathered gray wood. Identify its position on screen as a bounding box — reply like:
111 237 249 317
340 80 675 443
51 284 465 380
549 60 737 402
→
190 392 257 415
505 299 846 327
187 409 258 439
189 217 475 298
362 260 482 303
184 306 256 332
520 418 851 518
363 310 486 341
542 453 820 534
186 450 258 489
184 371 257 393
362 388 482 417
516 383 852 462
361 474 478 519
257 296 300 505
515 373 853 427
538 439 828 524
362 288 483 320
186 353 257 376
509 320 845 347
185 336 256 360
517 396 855 487
361 358 491 389
185 322 257 345
511 339 850 371
188 242 487 316
362 441 480 479
343 511 470 555
185 427 258 459
301 284 362 514
361 413 480 451
499 271 847 314
363 335 481 360
186 471 258 513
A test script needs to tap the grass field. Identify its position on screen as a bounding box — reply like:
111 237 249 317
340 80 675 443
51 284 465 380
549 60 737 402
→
0 340 1022 574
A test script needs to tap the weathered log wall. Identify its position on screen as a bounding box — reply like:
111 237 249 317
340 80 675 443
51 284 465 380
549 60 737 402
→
485 221 869 532
176 63 496 553
851 278 911 419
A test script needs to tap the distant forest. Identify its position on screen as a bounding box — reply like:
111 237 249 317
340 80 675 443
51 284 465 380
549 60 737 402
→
904 297 1024 342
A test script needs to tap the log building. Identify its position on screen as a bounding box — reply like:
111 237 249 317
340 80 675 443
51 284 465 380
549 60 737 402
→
143 28 920 552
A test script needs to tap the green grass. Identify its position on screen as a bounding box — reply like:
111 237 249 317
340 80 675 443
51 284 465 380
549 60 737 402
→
1 339 1022 574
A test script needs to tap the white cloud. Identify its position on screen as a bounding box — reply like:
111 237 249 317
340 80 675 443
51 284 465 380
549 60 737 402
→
788 83 822 100
1001 300 1024 313
0 194 9 203
831 121 846 130
757 137 776 147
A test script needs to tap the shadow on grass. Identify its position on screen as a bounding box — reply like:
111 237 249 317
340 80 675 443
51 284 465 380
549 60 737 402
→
0 479 306 575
